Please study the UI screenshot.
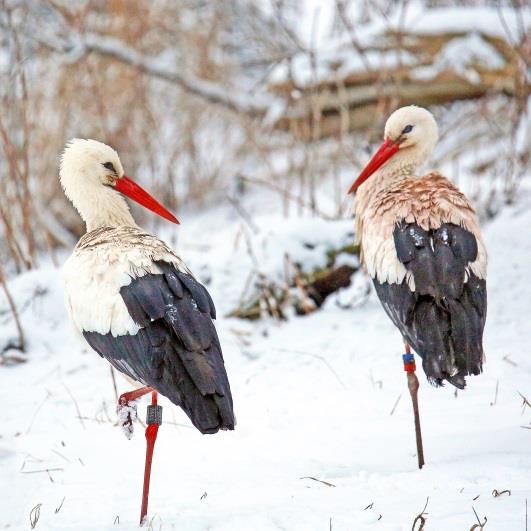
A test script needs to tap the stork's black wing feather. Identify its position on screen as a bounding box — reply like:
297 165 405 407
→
373 222 486 389
83 261 234 434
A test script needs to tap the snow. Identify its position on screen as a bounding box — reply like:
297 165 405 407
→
269 4 529 88
173 215 355 315
280 48 418 89
413 33 507 84
116 400 139 441
1 176 531 529
393 4 530 40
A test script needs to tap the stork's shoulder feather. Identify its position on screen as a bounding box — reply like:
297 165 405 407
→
74 226 189 272
369 172 477 234
62 226 190 336
358 172 487 285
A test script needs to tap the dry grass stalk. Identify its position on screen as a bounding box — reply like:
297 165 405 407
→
0 262 25 352
492 489 511 497
470 507 488 530
411 497 429 531
29 503 42 529
300 476 336 487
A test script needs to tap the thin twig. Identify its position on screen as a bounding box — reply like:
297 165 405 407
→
300 476 336 488
492 489 511 497
55 497 66 514
226 193 260 233
110 366 119 403
240 175 335 220
503 355 518 367
0 263 25 351
22 468 64 474
273 347 345 389
51 449 71 463
62 382 86 429
26 392 51 434
490 379 499 406
390 394 402 416
411 495 429 530
470 506 487 530
518 392 531 415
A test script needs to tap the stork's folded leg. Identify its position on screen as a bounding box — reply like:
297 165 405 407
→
119 386 154 405
117 386 154 439
403 344 425 469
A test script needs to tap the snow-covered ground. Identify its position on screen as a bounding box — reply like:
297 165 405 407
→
1 182 531 530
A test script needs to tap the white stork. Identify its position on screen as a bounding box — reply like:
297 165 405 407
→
349 106 487 468
60 139 234 521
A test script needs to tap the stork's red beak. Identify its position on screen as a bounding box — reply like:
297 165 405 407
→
115 176 180 224
348 139 400 194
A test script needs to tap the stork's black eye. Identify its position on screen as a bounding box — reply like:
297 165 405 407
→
102 162 116 173
402 124 413 134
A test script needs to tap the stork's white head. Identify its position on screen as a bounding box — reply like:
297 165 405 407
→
349 105 439 193
384 105 438 154
61 138 124 190
60 139 179 231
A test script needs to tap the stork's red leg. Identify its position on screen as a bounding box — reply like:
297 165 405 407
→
403 344 425 469
118 386 154 406
140 390 162 525
117 387 155 440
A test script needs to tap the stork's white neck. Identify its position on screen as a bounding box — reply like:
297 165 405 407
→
355 144 432 216
87 196 137 232
358 159 414 201
365 143 433 194
69 185 137 232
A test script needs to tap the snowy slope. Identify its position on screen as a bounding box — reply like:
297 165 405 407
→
1 185 531 530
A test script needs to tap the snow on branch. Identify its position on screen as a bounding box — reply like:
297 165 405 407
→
45 32 278 118
83 34 274 116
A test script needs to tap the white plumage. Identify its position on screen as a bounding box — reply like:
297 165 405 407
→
59 139 188 337
63 226 189 337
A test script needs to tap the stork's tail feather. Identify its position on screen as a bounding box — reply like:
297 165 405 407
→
179 389 235 435
374 269 486 391
152 340 235 435
412 293 484 390
422 362 482 390
424 368 480 390
177 377 235 435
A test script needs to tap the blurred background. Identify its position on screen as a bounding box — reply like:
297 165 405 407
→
1 0 528 273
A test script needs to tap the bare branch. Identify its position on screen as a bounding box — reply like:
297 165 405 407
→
42 32 277 117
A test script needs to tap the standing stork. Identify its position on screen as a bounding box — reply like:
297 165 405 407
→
349 106 487 468
60 139 234 522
